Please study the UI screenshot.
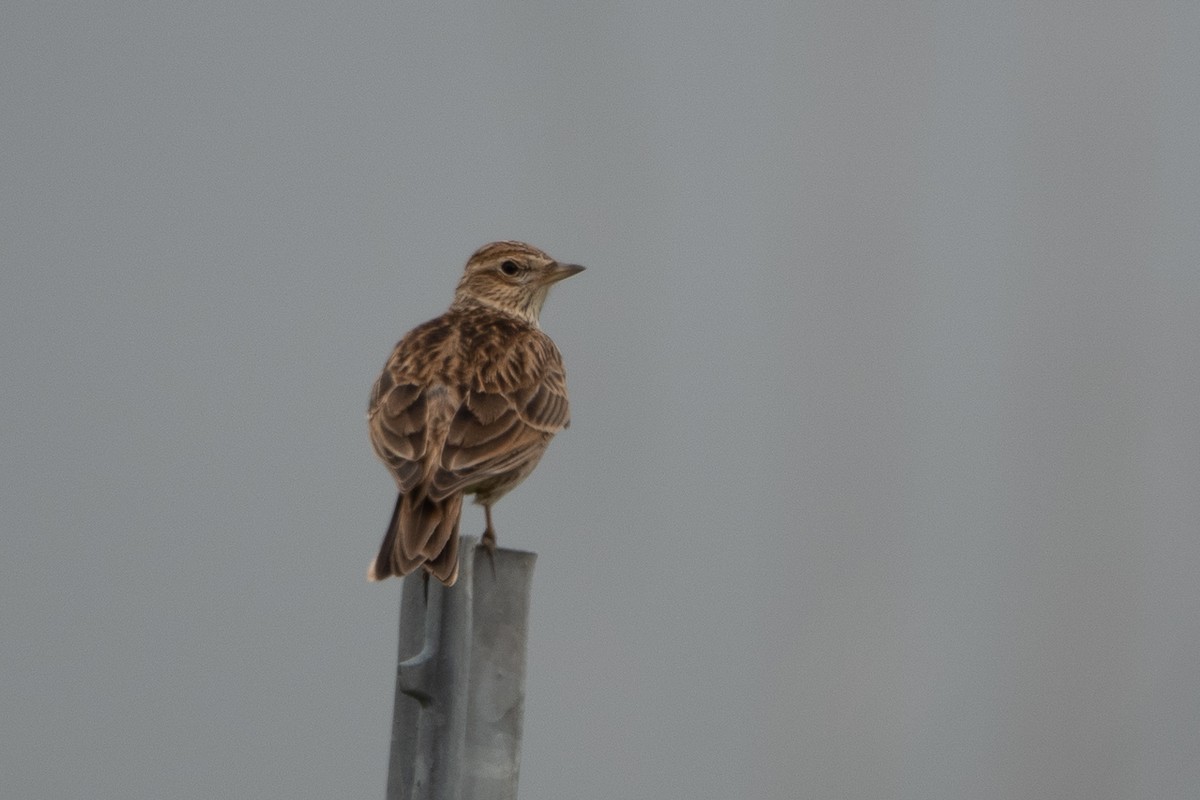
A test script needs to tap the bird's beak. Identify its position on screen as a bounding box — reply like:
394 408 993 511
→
541 262 586 286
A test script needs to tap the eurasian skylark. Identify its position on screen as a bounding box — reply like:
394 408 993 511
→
367 241 584 585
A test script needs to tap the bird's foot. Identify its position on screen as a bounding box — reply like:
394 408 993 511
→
479 527 497 579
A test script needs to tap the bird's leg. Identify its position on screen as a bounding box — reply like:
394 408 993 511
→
422 570 430 604
482 505 498 551
480 505 497 578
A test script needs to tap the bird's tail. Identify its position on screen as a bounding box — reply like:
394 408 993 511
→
368 492 463 585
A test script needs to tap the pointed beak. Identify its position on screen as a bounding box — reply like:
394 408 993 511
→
541 262 586 286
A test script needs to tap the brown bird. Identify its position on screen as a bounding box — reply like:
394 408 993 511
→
367 241 584 585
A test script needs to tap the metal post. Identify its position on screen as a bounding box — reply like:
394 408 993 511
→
385 536 537 800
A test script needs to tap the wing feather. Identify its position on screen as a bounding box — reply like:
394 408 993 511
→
432 333 569 493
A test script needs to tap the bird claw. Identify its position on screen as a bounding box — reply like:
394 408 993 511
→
479 528 497 579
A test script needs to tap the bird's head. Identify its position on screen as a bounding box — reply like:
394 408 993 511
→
452 241 585 324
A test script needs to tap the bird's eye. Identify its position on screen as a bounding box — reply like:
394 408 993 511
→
499 260 520 276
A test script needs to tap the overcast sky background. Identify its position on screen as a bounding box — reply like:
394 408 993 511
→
3 4 1199 799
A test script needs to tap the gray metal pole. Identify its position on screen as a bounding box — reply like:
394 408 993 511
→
385 536 537 800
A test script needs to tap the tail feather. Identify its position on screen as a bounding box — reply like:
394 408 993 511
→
404 493 445 559
368 491 464 585
420 494 462 559
367 494 407 581
423 516 461 585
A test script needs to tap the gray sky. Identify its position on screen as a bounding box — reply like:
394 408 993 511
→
3 3 1199 799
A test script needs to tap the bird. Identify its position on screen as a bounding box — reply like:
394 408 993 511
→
366 241 584 585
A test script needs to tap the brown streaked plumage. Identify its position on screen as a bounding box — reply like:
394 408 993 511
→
367 241 584 585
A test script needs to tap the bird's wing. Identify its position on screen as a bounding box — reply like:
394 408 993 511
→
367 325 463 494
368 371 427 493
429 333 571 499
